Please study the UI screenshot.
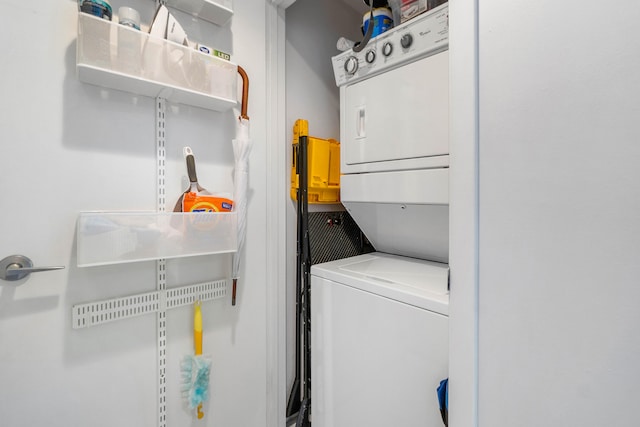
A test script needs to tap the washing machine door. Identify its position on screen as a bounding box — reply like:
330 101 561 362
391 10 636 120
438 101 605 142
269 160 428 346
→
341 50 449 173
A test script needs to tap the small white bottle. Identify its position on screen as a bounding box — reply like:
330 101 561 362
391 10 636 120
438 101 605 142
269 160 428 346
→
117 7 141 75
336 37 355 52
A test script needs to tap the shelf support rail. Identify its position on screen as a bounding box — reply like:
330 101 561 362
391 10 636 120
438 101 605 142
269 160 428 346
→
156 95 168 427
71 279 229 329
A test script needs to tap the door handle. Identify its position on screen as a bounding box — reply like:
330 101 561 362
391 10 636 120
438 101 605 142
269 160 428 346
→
0 255 65 282
356 106 366 139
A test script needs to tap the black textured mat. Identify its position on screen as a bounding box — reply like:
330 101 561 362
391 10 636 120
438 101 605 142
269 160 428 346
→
308 211 375 265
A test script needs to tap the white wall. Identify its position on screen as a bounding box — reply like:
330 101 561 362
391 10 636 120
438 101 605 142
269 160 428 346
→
283 0 361 415
477 2 640 426
448 0 478 425
285 0 362 141
0 1 271 426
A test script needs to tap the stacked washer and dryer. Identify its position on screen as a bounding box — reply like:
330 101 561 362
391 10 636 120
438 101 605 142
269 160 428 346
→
310 4 450 426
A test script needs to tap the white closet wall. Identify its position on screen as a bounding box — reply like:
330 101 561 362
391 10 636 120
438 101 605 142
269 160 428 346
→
477 2 640 426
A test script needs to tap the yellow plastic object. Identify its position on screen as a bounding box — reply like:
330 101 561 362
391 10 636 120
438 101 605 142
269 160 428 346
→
194 302 203 356
194 302 204 419
290 119 341 204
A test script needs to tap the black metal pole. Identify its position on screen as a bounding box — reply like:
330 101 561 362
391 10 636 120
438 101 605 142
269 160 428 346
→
286 143 303 417
297 135 312 427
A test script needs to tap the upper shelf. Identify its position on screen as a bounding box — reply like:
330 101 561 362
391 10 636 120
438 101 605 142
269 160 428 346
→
164 0 233 26
76 12 237 111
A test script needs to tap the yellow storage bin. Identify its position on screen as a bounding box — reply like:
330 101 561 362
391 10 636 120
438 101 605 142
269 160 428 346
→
290 119 340 204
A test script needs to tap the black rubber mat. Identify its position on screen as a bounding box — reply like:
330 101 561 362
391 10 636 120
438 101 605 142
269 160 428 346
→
308 211 375 265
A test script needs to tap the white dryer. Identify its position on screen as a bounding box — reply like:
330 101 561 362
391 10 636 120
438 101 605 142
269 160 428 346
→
332 3 450 263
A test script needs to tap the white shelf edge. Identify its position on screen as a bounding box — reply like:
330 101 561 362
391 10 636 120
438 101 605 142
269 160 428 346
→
77 63 237 111
164 0 233 26
76 248 237 268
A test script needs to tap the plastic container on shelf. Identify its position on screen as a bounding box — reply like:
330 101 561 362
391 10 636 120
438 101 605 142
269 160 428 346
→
76 12 237 111
116 7 141 74
290 119 341 204
388 0 448 24
362 8 393 37
117 6 140 29
79 0 112 20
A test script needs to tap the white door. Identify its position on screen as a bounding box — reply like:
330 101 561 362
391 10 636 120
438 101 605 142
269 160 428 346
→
0 3 163 426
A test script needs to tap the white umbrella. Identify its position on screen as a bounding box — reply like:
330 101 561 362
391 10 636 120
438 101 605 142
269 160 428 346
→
231 67 251 305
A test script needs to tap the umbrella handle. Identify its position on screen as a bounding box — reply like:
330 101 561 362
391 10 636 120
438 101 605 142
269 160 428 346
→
237 66 249 121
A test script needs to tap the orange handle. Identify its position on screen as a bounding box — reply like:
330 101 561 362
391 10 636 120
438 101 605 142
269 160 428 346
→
237 66 249 121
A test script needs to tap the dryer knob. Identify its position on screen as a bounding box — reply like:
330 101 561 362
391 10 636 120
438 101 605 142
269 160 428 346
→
344 56 359 75
401 33 413 49
365 49 376 64
382 42 393 57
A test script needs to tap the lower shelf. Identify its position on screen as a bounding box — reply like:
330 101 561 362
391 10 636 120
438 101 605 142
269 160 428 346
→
77 211 237 267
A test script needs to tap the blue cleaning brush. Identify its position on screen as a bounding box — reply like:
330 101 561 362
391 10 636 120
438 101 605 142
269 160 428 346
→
181 301 212 419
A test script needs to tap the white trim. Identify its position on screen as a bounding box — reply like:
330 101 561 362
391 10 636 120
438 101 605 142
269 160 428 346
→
448 0 479 426
268 0 297 8
265 2 288 426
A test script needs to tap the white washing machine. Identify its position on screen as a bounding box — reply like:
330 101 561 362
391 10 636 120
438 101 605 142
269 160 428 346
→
310 253 449 426
311 4 450 426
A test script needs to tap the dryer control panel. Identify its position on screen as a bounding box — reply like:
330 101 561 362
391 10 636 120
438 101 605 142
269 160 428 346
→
332 3 448 87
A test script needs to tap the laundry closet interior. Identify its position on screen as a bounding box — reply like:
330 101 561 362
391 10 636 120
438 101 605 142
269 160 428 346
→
2 1 640 427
